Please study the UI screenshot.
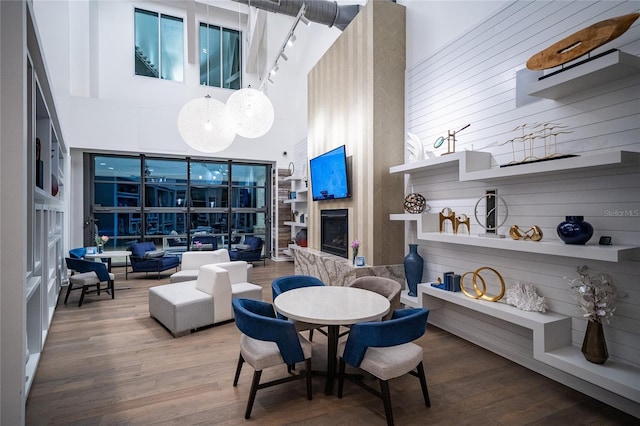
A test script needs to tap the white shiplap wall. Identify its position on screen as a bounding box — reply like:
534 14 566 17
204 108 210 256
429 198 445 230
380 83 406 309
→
404 0 640 409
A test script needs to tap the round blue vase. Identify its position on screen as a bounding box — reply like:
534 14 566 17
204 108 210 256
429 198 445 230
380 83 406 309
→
556 216 593 245
404 244 424 297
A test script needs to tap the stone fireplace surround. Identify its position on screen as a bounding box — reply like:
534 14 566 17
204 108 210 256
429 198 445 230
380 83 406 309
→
293 247 404 287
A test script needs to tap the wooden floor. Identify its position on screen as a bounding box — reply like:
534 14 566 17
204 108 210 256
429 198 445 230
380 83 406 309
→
27 260 636 425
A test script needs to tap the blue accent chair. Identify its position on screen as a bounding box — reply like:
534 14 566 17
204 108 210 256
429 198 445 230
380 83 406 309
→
65 257 115 306
232 298 313 419
127 241 180 279
229 236 265 265
337 308 431 426
272 275 325 340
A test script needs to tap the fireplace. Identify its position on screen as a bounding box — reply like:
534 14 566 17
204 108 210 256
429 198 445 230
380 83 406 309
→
321 209 348 258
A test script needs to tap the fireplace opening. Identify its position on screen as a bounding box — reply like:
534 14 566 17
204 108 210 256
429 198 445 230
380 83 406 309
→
321 209 348 258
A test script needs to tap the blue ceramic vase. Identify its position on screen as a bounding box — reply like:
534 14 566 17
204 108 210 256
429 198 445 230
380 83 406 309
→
556 216 593 245
404 244 424 297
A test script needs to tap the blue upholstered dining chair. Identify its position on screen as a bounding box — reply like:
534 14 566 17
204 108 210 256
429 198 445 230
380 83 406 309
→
64 258 115 306
271 275 325 340
231 298 313 420
337 308 431 426
69 247 87 259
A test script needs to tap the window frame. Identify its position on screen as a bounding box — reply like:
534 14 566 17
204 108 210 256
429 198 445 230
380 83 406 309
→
134 7 184 82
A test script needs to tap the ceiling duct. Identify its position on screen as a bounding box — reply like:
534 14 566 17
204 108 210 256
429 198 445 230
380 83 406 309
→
231 0 360 31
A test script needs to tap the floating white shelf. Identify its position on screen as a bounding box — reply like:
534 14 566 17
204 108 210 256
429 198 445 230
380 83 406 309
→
528 50 640 100
389 150 640 262
418 283 640 404
390 149 640 182
284 221 307 228
391 213 638 262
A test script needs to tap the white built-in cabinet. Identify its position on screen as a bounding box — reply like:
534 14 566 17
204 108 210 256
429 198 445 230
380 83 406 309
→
282 177 308 259
23 5 67 403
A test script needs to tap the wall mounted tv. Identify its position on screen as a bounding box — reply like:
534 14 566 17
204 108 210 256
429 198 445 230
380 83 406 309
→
309 145 351 201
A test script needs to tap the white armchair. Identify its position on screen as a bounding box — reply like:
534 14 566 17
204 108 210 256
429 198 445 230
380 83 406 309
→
149 261 262 337
170 249 253 283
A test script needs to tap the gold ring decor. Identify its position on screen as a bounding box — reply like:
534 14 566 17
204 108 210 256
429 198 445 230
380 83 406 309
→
460 271 486 299
460 267 506 302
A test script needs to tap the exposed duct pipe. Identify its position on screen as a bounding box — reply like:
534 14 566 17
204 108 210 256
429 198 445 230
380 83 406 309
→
231 0 361 31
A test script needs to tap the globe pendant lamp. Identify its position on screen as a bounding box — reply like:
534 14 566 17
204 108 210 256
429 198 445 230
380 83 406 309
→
178 95 237 153
226 87 274 138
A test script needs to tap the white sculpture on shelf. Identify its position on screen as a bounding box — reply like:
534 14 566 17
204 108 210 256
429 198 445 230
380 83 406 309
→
505 281 547 313
407 132 435 163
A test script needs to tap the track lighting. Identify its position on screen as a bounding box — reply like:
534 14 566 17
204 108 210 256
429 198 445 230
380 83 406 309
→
287 34 297 47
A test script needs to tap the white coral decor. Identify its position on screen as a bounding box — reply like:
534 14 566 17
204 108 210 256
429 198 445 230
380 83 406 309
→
505 282 547 313
566 265 617 324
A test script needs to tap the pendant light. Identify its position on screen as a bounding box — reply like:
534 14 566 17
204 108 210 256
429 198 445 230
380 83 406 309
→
226 87 274 138
177 2 237 153
178 95 237 153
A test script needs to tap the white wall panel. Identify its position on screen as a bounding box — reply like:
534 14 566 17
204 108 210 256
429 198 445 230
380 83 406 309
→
403 0 640 410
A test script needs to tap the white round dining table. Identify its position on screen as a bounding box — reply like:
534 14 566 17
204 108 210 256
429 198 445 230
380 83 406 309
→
274 286 390 395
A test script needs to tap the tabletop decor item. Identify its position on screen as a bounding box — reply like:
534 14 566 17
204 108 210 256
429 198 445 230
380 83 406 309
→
557 216 593 245
403 193 428 214
566 265 617 364
95 235 109 253
439 207 456 233
526 12 640 70
499 122 574 167
434 123 470 155
351 239 360 265
460 266 506 302
404 244 423 297
455 214 470 234
505 282 547 312
295 228 308 247
474 192 508 238
509 225 543 241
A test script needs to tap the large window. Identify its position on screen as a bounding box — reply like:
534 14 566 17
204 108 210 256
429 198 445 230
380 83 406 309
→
200 23 241 89
89 155 269 256
135 8 184 82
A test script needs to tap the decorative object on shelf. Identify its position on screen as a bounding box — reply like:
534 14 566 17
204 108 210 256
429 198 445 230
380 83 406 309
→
434 123 470 156
455 214 470 234
351 239 360 265
439 207 456 233
598 236 612 245
51 175 59 197
460 266 506 302
226 87 275 138
355 256 365 267
95 235 109 254
557 216 593 245
178 95 237 153
295 228 308 247
509 225 543 241
288 161 295 176
403 193 428 214
526 12 640 71
289 191 297 200
500 122 574 167
474 191 508 238
403 244 424 297
566 265 617 364
505 282 547 312
582 320 609 365
407 132 434 162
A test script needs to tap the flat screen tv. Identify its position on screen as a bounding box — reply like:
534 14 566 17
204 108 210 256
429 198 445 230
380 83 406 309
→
309 145 350 201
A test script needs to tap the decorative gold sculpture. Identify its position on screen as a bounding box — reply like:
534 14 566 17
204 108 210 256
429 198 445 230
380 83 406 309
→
509 225 543 241
500 122 573 166
434 124 470 156
439 207 456 233
460 267 506 302
455 214 470 234
403 193 427 214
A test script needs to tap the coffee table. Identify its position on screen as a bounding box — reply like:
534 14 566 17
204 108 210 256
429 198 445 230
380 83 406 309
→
274 286 390 395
